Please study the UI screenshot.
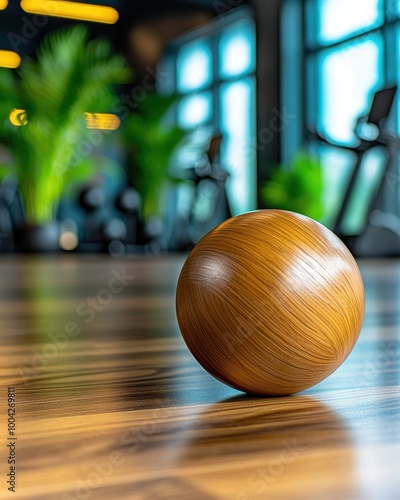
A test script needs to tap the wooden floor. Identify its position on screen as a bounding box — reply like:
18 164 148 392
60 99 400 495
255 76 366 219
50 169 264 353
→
0 256 399 499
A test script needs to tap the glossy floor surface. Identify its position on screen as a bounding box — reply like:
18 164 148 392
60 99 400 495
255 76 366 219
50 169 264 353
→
0 256 399 499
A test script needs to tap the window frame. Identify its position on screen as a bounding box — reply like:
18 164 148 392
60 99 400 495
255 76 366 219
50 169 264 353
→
159 6 258 215
302 0 399 138
281 0 400 231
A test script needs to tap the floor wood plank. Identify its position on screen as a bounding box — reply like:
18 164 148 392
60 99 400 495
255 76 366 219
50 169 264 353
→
0 256 399 499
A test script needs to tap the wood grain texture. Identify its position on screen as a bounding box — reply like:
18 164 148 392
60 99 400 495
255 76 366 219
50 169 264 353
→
177 210 365 395
0 254 399 500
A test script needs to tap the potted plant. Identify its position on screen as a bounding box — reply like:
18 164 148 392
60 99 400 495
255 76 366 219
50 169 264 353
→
0 25 129 251
121 92 187 242
261 152 325 223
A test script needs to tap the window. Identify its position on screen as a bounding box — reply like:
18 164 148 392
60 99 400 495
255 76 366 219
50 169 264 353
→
177 41 213 92
318 35 383 146
160 9 256 216
285 0 398 232
309 0 383 46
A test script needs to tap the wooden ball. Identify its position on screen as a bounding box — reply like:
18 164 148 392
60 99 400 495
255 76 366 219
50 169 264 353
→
176 210 365 396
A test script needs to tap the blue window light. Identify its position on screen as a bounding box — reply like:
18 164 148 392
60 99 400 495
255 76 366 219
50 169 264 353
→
219 18 256 78
319 36 383 145
220 78 256 215
177 92 212 129
177 40 212 92
316 0 383 45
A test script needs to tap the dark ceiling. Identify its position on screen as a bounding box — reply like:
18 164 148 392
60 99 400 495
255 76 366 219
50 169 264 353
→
0 0 238 56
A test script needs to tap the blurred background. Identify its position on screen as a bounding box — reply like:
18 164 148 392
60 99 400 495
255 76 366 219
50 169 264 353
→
0 0 399 256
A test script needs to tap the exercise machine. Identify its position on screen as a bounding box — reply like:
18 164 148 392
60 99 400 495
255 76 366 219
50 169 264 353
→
310 86 400 256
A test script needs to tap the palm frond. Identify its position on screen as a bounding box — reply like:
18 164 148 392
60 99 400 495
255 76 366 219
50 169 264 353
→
0 25 131 224
0 70 20 145
262 153 325 222
122 93 187 218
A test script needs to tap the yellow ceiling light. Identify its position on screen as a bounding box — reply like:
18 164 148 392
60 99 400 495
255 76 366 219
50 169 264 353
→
85 113 120 130
0 50 21 69
0 0 9 10
20 0 119 24
9 110 120 130
9 109 28 126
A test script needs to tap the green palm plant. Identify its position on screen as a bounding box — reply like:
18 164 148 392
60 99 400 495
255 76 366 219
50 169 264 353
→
121 93 187 219
261 152 325 222
0 25 129 224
